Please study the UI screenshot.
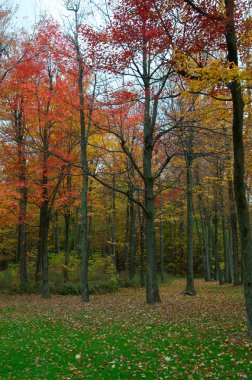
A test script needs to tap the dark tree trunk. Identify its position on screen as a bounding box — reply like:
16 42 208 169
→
137 204 145 287
222 215 233 283
143 83 160 303
225 0 252 336
125 202 130 275
158 190 165 283
55 212 60 255
64 212 70 283
15 107 28 287
18 188 28 286
73 208 80 253
73 7 89 302
199 201 211 281
110 177 117 265
129 200 136 279
195 167 211 281
228 178 240 285
40 201 50 298
213 208 224 285
184 157 196 296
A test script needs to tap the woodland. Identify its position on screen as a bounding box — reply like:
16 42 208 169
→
0 0 252 369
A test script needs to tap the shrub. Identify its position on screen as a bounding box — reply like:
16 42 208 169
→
0 264 19 293
88 253 119 294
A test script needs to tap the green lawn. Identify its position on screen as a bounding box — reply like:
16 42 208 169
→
0 279 251 379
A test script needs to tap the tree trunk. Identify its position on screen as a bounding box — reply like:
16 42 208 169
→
129 200 136 279
159 192 165 283
55 212 60 255
223 215 233 283
225 0 252 336
137 204 145 287
143 70 160 303
64 212 70 282
18 188 28 287
15 107 28 287
213 208 223 285
145 180 160 303
199 201 211 281
228 178 240 285
73 7 89 302
40 201 50 298
125 202 130 275
184 157 196 295
110 177 117 265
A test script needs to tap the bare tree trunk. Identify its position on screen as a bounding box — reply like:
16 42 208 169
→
137 204 145 287
225 0 252 336
143 87 160 303
125 202 130 275
184 157 196 295
129 200 136 279
55 212 60 255
64 213 70 283
15 106 28 287
228 178 240 285
159 193 165 283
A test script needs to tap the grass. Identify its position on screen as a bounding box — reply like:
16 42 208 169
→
0 279 251 379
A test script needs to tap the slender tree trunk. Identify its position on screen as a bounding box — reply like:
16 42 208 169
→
18 189 28 286
195 167 211 281
73 208 80 253
143 74 160 304
129 200 136 279
137 204 145 287
15 107 28 287
223 215 233 283
213 208 223 285
55 212 60 255
17 156 28 287
40 201 50 298
158 189 165 283
228 178 240 285
64 212 70 282
184 157 196 295
225 0 252 336
199 202 211 281
145 180 160 303
125 202 130 275
41 128 50 298
72 7 89 302
110 176 117 265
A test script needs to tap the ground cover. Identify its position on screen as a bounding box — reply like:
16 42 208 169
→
0 279 251 379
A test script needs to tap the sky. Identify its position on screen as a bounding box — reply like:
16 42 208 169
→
14 0 67 28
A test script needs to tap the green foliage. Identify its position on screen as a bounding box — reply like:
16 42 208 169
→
119 272 142 288
51 282 81 295
89 253 119 294
0 264 19 293
0 252 120 295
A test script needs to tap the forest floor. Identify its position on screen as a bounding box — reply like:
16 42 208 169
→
0 279 251 379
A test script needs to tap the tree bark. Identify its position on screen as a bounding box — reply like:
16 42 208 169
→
159 192 165 283
137 204 145 287
15 107 28 287
225 0 252 336
143 90 160 303
129 199 136 279
228 178 240 285
64 212 70 283
72 6 89 302
184 157 196 295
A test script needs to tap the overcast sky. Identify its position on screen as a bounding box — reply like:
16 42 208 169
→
14 0 67 28
13 0 101 30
